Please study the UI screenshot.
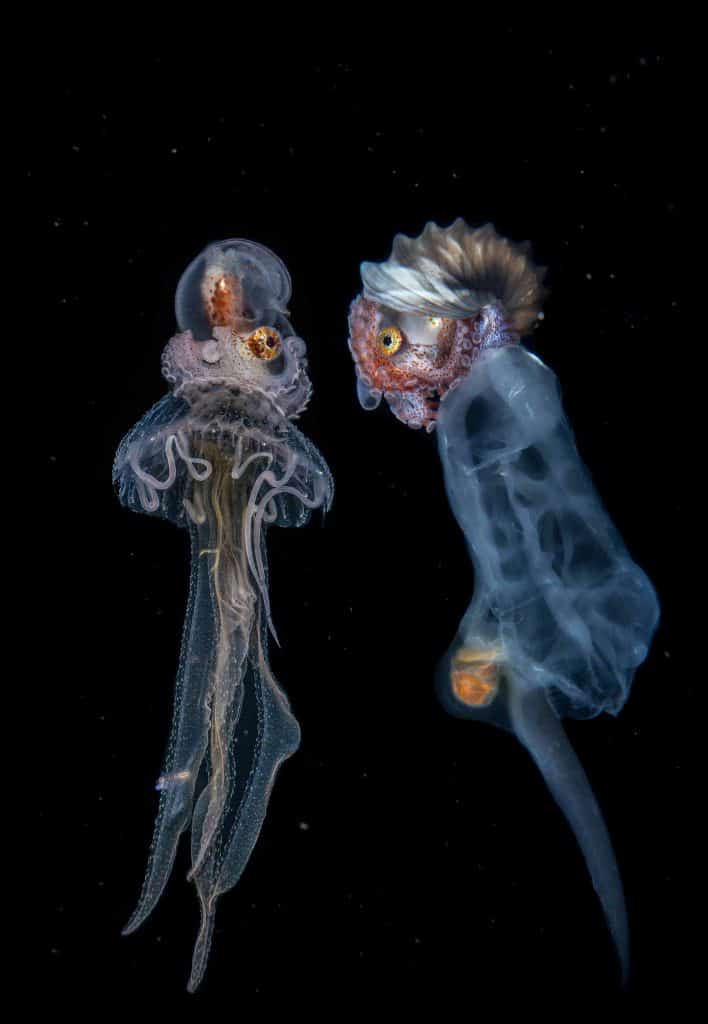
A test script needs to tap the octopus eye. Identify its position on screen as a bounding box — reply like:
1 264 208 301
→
376 326 404 357
246 326 282 360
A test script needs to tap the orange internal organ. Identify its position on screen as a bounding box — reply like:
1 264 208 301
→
451 648 500 707
203 271 244 328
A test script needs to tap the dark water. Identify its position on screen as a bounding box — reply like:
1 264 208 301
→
28 33 691 1012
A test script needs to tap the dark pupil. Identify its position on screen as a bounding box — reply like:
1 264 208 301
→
383 333 394 346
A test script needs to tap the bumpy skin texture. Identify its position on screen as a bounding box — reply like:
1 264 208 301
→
348 220 543 430
113 239 332 993
348 296 494 430
162 326 312 419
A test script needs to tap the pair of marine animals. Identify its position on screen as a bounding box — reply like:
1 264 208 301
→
114 221 659 992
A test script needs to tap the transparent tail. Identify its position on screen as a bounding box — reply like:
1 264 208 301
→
123 524 215 936
509 682 629 986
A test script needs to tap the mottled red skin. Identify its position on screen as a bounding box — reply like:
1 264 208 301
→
348 295 500 430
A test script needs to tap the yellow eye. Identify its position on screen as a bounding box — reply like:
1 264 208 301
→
376 326 403 357
246 326 282 360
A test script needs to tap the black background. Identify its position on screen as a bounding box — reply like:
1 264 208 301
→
30 32 691 1013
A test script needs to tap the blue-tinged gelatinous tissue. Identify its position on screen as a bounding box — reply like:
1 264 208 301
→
437 345 659 720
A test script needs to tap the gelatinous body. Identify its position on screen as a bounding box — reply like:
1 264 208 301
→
348 219 659 983
114 239 332 992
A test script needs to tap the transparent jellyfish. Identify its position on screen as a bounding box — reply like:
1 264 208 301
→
114 239 333 992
